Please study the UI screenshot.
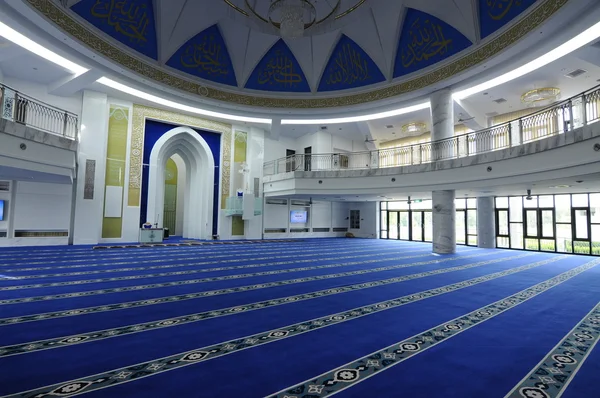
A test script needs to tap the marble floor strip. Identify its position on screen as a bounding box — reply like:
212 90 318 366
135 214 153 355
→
0 251 496 325
503 301 600 398
267 258 600 398
0 253 534 357
2 256 577 398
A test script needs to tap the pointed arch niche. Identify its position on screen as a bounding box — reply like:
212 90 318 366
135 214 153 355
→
146 127 215 240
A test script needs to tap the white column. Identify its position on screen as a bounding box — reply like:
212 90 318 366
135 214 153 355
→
432 190 456 254
430 88 454 160
73 91 109 245
477 196 496 249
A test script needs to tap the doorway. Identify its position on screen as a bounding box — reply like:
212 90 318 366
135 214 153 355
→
286 149 296 172
386 210 431 242
304 146 312 171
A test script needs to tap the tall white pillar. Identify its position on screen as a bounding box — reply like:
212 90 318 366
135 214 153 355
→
432 190 456 254
477 196 496 249
73 91 109 245
430 88 454 160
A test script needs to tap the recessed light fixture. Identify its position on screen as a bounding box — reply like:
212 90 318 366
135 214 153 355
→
548 185 572 188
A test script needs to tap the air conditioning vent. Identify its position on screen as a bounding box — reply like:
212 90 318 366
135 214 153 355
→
565 69 587 78
0 181 9 191
493 98 507 104
265 198 287 205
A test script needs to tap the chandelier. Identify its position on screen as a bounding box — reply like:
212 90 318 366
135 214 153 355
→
401 122 427 137
224 1 366 39
521 88 561 107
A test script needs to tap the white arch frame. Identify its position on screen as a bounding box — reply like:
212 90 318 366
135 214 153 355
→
146 126 215 240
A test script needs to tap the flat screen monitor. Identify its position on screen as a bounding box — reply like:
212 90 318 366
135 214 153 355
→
290 210 307 224
0 200 4 221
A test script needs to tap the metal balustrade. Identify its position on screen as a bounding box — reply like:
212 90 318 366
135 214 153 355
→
0 84 78 139
263 84 600 176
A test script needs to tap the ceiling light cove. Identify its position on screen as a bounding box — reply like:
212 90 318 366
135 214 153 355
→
453 19 600 100
281 102 431 125
97 78 271 125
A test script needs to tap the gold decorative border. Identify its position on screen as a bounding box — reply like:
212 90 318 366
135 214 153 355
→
128 105 232 209
26 0 566 109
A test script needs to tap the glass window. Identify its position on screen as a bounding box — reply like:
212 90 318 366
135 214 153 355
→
388 201 409 210
540 239 555 252
525 239 539 251
496 197 509 208
556 224 572 253
509 197 523 222
572 194 589 208
592 224 600 255
555 195 571 223
497 236 509 248
510 223 524 249
411 200 431 210
381 212 387 231
468 235 478 246
467 210 477 235
467 198 477 209
541 210 554 238
455 199 466 209
498 210 509 235
456 211 466 245
538 195 554 208
381 231 388 239
381 202 387 210
590 194 600 223
575 210 589 239
524 196 538 208
526 210 538 237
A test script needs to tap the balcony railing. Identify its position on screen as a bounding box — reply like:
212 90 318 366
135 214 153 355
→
0 83 78 139
263 84 600 176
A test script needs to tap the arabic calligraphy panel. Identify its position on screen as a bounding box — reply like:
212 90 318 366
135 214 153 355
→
318 35 385 92
245 39 310 93
166 24 237 87
71 0 158 60
480 0 537 39
394 8 471 79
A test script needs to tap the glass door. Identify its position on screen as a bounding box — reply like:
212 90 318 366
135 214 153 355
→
456 210 466 245
388 211 399 240
423 211 432 242
399 211 410 240
524 208 556 251
411 211 423 241
572 208 591 254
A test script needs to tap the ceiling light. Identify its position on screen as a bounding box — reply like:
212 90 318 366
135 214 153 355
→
97 77 271 124
281 102 430 125
0 21 88 76
548 185 572 188
453 20 600 100
521 87 560 107
401 122 427 137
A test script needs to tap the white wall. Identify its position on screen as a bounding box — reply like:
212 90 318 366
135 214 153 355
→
0 180 72 246
348 201 379 239
262 199 358 239
264 135 296 163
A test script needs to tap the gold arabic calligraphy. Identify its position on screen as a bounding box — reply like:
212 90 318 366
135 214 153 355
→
325 43 371 86
90 0 149 43
401 18 452 69
257 50 303 87
180 35 229 76
486 0 521 21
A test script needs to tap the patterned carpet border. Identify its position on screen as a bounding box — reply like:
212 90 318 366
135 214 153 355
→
0 253 534 357
92 239 304 250
0 251 477 292
5 256 581 398
1 248 430 279
504 302 600 398
0 251 494 325
269 258 600 398
0 241 391 268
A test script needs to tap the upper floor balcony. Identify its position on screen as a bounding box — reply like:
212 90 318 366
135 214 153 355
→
264 85 600 178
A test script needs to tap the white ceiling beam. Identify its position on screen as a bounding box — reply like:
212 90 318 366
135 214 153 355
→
356 121 377 150
48 69 103 96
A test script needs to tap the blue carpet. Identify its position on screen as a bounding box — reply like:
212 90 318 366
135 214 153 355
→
0 239 598 398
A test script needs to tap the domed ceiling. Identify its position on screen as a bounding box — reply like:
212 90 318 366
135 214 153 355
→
35 0 549 107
